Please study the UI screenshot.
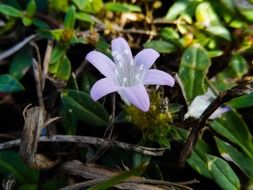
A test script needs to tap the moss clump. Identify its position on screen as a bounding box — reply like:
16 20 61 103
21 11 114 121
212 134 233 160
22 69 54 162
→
124 91 174 147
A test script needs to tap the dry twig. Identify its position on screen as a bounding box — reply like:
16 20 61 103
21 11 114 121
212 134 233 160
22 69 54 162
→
0 34 36 61
0 135 167 156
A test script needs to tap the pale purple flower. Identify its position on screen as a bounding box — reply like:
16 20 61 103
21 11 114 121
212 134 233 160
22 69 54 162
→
85 37 175 112
184 89 230 119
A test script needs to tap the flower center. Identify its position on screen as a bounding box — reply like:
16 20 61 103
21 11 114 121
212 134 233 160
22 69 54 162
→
112 50 146 87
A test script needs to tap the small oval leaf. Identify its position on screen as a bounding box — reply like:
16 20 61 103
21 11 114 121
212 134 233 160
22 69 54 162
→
179 44 211 101
0 74 24 93
207 155 240 190
0 4 22 17
210 110 253 159
9 47 33 80
64 5 76 29
215 137 253 178
105 2 141 13
144 40 177 53
61 89 109 127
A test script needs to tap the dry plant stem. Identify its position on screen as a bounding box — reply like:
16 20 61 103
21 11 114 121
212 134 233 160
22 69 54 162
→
152 18 184 25
104 93 116 139
59 179 105 190
18 54 57 168
32 58 45 110
74 60 88 77
60 179 193 190
178 80 253 167
89 94 117 162
42 40 53 90
0 135 167 156
60 160 197 190
115 27 157 36
0 34 36 61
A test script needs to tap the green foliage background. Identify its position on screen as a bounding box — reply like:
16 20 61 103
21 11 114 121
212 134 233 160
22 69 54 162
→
0 0 253 189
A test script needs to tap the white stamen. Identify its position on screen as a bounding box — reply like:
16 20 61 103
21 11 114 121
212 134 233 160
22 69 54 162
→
135 74 140 81
139 64 144 71
114 69 119 76
122 77 127 86
118 61 123 68
112 51 121 61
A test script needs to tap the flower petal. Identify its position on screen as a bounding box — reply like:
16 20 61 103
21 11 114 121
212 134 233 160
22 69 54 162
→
90 78 119 101
210 107 230 119
86 51 115 78
134 49 160 70
184 91 230 119
112 37 133 58
111 37 133 67
143 69 175 87
119 84 150 112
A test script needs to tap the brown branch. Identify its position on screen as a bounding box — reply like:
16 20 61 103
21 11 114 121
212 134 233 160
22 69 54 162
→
0 34 36 61
42 40 53 90
0 135 167 156
178 80 253 167
35 12 61 28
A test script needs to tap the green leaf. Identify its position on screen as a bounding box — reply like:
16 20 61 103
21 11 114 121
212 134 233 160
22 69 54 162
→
187 140 212 179
32 18 50 29
42 179 66 190
144 40 177 53
207 50 223 58
64 5 76 29
49 55 71 81
61 89 109 127
220 0 236 14
22 16 33 26
228 54 248 78
60 101 78 135
160 27 180 40
0 151 38 184
88 163 147 190
9 47 33 80
195 2 220 26
0 74 24 93
227 93 253 109
0 4 22 17
19 184 37 190
207 155 240 190
211 54 247 91
75 12 93 23
80 72 96 93
160 27 181 47
178 44 211 101
49 0 69 12
210 110 253 159
215 137 253 179
206 25 231 41
84 0 103 13
105 2 141 13
165 0 188 20
176 128 211 178
50 44 66 64
49 29 64 41
72 0 89 11
26 0 36 17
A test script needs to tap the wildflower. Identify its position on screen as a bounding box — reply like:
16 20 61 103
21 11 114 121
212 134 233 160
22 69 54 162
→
86 37 175 112
184 89 230 119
